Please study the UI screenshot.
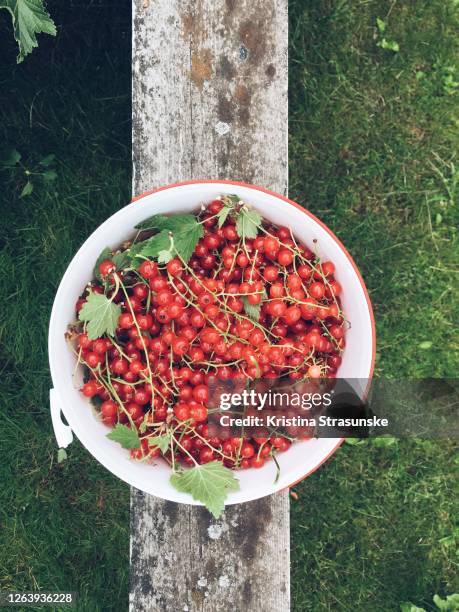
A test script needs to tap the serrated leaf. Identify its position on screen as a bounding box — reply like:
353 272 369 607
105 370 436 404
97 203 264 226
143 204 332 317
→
170 460 240 518
148 432 171 453
173 223 203 262
136 216 204 264
1 0 57 63
242 296 262 322
93 247 112 282
135 213 196 232
39 153 55 166
236 207 262 240
242 288 266 322
20 180 33 197
157 249 173 264
78 291 121 340
42 169 57 182
217 205 232 228
137 230 171 259
106 424 140 449
112 250 132 270
3 148 21 166
57 448 67 463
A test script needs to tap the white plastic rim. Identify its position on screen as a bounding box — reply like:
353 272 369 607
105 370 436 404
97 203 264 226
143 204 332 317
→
48 180 376 505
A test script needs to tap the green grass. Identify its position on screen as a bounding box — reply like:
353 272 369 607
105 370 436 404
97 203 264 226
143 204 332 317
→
0 1 458 611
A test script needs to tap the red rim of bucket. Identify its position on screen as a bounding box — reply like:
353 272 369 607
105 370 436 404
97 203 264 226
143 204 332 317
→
132 179 376 489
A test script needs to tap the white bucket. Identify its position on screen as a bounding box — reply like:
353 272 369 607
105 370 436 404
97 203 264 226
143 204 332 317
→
48 181 375 505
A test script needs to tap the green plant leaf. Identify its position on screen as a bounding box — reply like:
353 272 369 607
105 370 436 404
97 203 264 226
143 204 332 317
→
136 214 204 264
20 180 33 197
106 424 140 449
57 448 67 464
400 604 426 612
135 213 196 232
433 594 459 611
242 297 262 322
148 432 171 454
173 223 204 262
236 207 262 240
419 341 433 349
39 153 55 166
93 247 112 282
376 17 386 33
157 249 174 264
137 230 171 260
1 0 57 63
377 38 400 52
170 460 240 518
3 148 21 166
217 205 232 228
112 250 132 270
42 169 57 182
78 291 121 340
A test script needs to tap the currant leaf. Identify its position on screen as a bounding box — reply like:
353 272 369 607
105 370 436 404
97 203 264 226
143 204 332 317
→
106 424 140 449
1 0 57 63
170 460 240 518
148 432 172 454
236 207 262 240
135 213 196 232
137 230 171 259
78 291 121 340
242 297 262 322
217 205 232 228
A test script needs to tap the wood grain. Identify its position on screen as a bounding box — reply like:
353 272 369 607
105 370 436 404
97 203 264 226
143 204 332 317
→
131 0 289 609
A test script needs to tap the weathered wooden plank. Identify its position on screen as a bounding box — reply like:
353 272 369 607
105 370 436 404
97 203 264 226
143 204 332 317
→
131 1 289 610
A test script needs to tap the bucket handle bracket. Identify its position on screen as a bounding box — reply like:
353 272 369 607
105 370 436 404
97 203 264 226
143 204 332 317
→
50 389 73 448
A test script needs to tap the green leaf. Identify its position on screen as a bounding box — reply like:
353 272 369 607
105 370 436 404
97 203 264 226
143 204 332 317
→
242 297 262 321
106 424 140 449
42 169 57 182
112 250 132 270
1 0 57 63
39 153 55 166
20 180 33 197
93 247 112 282
78 291 121 340
236 207 262 240
136 214 204 264
148 432 172 454
57 448 67 464
242 288 266 322
419 341 433 349
433 594 459 611
400 604 426 612
170 460 240 518
376 17 386 33
137 230 171 260
135 213 196 232
217 205 232 228
377 38 400 52
371 436 396 448
157 249 173 264
173 223 203 263
3 148 21 166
